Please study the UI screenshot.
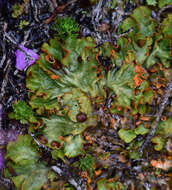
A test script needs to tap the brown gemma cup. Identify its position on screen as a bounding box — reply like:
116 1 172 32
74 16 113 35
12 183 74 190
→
76 112 87 122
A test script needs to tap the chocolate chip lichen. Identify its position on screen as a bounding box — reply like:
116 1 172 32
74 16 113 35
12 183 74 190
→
4 5 172 190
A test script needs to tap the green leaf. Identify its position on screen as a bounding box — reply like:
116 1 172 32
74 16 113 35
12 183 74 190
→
9 100 37 124
61 38 105 97
156 118 172 137
133 37 153 65
118 129 137 143
11 175 26 188
19 20 29 29
159 0 172 8
143 90 154 103
63 88 92 122
5 135 39 165
151 136 164 151
26 64 67 99
138 104 147 115
106 63 135 107
64 135 84 157
29 97 59 114
97 179 124 190
134 124 149 135
145 39 171 68
115 37 134 67
26 37 105 114
146 0 157 6
41 38 63 60
42 115 93 145
129 151 140 160
110 0 117 8
21 168 48 190
122 6 156 37
12 4 23 18
79 154 96 178
4 135 49 190
132 6 156 37
62 37 95 67
122 17 139 34
51 149 65 161
11 163 48 190
161 14 172 38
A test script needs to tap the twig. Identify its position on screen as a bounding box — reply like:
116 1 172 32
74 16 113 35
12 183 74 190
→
0 104 3 130
0 59 11 102
50 0 58 8
157 5 172 28
29 132 51 152
91 160 129 189
51 163 86 190
0 58 12 130
22 29 32 46
0 175 14 190
29 132 86 189
30 0 40 22
29 131 86 189
0 22 7 68
138 76 172 156
4 32 35 65
4 32 18 46
45 0 77 24
92 0 104 26
0 40 6 68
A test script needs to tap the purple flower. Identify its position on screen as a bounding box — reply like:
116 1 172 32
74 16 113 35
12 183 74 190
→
0 150 4 170
15 45 39 71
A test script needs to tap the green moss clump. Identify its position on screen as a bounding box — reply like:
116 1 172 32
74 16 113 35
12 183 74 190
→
8 100 37 124
79 154 96 178
51 16 80 40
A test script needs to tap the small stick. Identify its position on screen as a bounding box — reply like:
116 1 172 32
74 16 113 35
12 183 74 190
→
0 175 13 190
45 0 77 24
157 5 172 28
4 32 35 64
0 60 11 102
49 0 58 9
0 40 6 68
92 0 104 24
138 76 172 156
51 164 86 190
30 0 40 22
29 133 86 190
0 22 7 68
0 105 2 130
29 132 51 152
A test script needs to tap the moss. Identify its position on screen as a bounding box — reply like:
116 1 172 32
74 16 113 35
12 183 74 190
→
51 16 80 40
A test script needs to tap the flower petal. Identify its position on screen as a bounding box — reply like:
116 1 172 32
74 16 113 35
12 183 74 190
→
0 150 4 170
15 45 39 71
